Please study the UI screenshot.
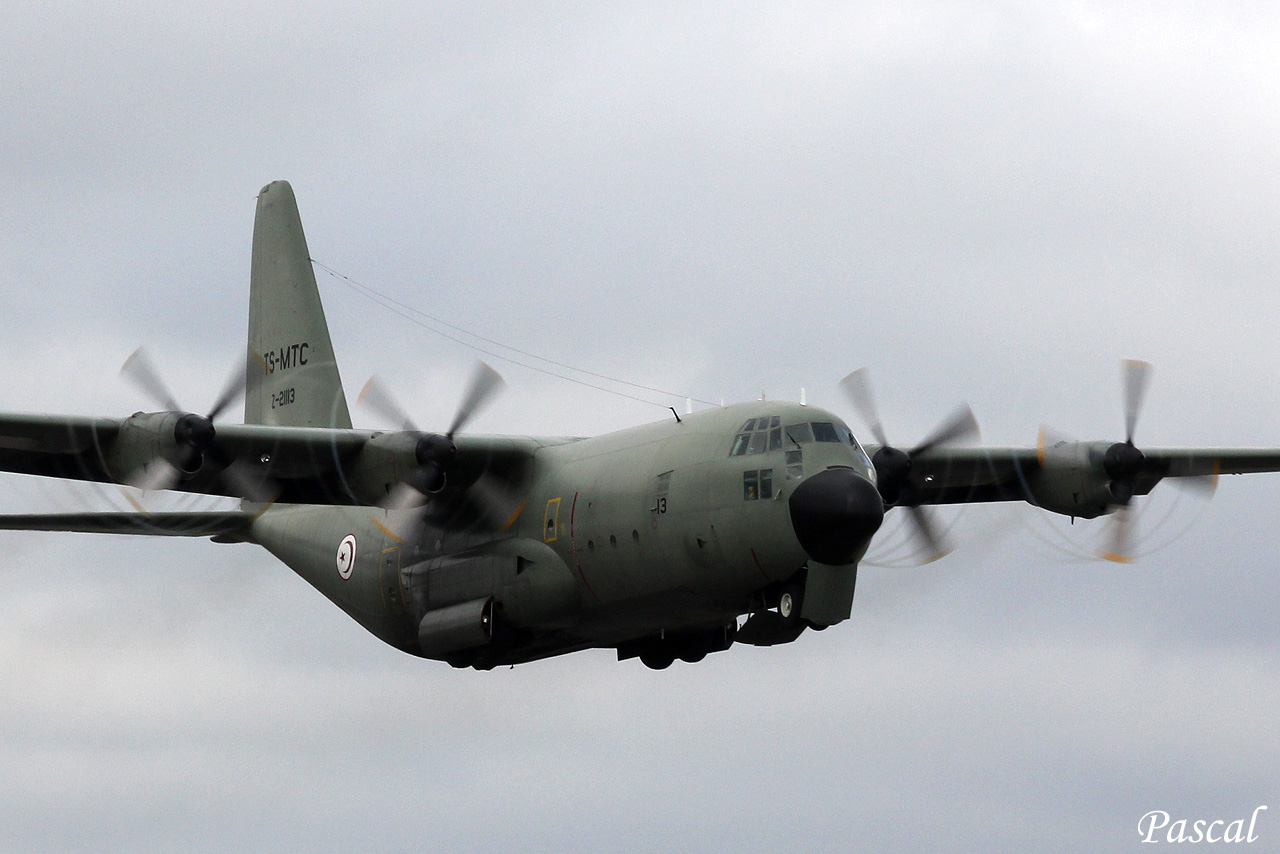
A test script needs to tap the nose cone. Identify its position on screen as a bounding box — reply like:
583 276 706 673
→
788 467 885 565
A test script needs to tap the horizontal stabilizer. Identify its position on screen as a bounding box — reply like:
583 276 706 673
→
0 512 255 539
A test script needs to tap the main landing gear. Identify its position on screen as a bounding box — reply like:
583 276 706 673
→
619 624 737 670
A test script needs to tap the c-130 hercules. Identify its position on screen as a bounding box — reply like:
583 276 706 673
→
2 182 1277 670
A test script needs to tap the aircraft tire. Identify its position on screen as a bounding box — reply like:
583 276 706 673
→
777 581 804 630
640 649 675 670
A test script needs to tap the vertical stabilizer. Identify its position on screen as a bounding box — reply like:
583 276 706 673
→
246 181 353 428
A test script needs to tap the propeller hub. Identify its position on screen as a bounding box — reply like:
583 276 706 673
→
174 413 216 448
871 446 912 504
415 433 458 466
407 434 458 495
788 467 885 566
1103 441 1147 507
1103 441 1145 481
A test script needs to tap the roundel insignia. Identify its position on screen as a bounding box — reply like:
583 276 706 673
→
335 534 357 580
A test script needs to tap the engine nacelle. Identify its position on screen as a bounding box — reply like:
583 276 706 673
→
106 411 191 481
340 431 423 505
1025 439 1113 519
418 597 493 656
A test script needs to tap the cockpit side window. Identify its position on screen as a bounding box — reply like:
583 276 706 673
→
785 449 802 479
811 421 842 443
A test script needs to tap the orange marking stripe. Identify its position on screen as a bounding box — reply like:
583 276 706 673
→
569 491 599 601
500 499 527 532
369 516 403 542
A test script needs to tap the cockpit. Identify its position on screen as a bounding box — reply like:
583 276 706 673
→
728 413 875 482
728 416 782 456
728 416 864 456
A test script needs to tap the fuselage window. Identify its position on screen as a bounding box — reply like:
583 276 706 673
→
743 469 774 500
785 449 803 480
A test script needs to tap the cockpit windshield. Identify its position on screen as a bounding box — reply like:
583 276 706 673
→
788 419 874 472
730 415 866 458
786 420 858 446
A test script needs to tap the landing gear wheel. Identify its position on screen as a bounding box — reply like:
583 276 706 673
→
678 649 707 664
778 591 797 620
640 649 675 670
777 580 804 630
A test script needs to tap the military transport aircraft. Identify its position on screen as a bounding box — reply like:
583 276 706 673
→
2 181 1278 670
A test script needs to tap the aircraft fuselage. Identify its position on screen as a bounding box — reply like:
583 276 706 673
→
249 401 881 667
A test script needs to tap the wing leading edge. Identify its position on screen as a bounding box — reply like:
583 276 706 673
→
0 512 255 539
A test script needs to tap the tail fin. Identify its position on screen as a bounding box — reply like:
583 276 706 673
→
245 181 353 429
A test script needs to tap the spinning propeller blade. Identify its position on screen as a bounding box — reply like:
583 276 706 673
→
838 368 889 447
119 349 274 501
357 376 418 432
911 404 980 456
359 361 515 533
905 505 949 564
125 457 182 494
1123 359 1152 445
1098 360 1156 562
839 368 979 564
448 361 505 438
120 348 183 413
206 367 248 423
1039 360 1210 563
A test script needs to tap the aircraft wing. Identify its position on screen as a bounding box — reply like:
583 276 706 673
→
1149 448 1280 477
897 445 1280 506
0 413 552 506
0 413 121 480
0 413 370 497
0 511 255 539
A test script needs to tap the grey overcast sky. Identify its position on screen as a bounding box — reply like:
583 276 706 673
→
1 2 1278 852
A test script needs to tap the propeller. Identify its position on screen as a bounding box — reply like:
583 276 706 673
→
839 369 980 563
1028 361 1216 563
119 348 274 501
358 362 514 534
1098 360 1152 562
